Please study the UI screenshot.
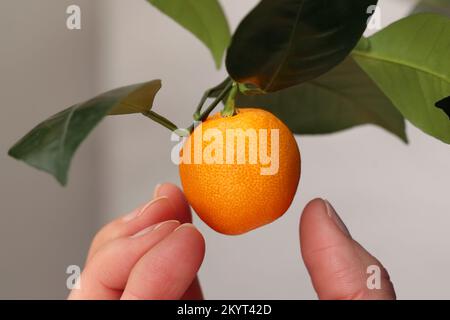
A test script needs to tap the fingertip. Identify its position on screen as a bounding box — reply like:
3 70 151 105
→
299 198 334 245
154 183 192 223
304 198 327 211
121 222 206 300
299 198 396 300
174 223 206 253
300 197 352 257
131 196 178 230
300 198 327 228
139 196 172 217
153 182 181 198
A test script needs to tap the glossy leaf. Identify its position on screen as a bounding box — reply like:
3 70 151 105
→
353 13 450 144
234 58 407 142
226 0 378 92
147 0 231 68
8 80 162 185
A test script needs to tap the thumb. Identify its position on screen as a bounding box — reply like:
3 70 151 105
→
299 199 396 300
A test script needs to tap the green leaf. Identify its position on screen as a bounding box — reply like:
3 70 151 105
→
226 0 378 92
147 0 231 68
8 80 162 185
234 57 407 142
352 13 450 144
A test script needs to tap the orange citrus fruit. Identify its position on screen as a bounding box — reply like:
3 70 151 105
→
179 108 301 235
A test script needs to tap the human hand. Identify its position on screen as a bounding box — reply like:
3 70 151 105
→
69 183 395 300
68 183 205 299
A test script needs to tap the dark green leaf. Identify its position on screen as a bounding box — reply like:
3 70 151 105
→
147 0 231 68
233 58 407 142
8 80 162 185
226 0 378 92
207 79 267 98
237 83 266 96
353 13 450 144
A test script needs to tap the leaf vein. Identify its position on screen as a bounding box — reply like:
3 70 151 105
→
352 51 450 84
265 1 306 91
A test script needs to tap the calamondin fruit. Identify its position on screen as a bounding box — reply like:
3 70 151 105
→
179 108 301 235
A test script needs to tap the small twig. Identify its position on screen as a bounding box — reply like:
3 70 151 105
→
193 77 232 121
143 79 234 136
188 80 233 133
142 110 181 135
221 82 238 117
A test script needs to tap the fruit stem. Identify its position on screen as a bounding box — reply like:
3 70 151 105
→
193 77 232 121
142 110 182 136
221 82 238 117
188 80 233 133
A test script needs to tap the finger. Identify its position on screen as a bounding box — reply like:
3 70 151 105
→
156 183 203 300
300 199 396 300
154 183 193 224
86 196 175 262
69 220 181 300
87 183 192 262
181 278 204 300
121 224 205 300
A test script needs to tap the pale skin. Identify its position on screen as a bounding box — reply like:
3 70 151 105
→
69 183 396 300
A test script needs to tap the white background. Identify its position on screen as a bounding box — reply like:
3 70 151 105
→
2 0 450 299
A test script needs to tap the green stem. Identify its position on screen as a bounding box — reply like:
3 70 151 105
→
188 80 233 133
193 77 231 121
144 79 234 136
142 110 181 135
221 82 238 117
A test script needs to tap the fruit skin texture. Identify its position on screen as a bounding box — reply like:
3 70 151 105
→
179 108 301 235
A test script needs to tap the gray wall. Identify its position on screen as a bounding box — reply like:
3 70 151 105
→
0 0 99 298
2 0 450 299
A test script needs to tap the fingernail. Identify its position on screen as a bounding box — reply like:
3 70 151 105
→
139 196 168 217
154 220 179 231
174 223 196 232
153 184 162 198
324 199 351 237
122 196 168 222
131 220 180 238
